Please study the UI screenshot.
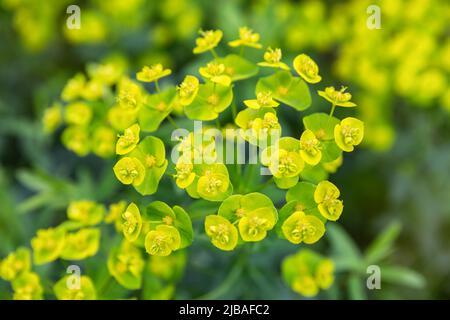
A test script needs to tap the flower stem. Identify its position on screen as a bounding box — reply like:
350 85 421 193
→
196 248 247 300
329 103 336 118
210 48 219 59
239 46 244 56
99 275 114 298
154 80 161 93
231 102 237 119
167 115 179 129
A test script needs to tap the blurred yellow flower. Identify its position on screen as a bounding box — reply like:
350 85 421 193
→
258 47 290 70
193 29 223 54
229 27 262 49
136 64 171 83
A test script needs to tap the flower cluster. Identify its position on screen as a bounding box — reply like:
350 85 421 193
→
282 249 334 297
103 28 363 298
42 55 130 158
21 27 365 299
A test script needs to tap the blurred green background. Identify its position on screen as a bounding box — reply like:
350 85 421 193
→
0 0 449 299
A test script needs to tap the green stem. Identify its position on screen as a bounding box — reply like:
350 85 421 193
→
241 164 256 193
329 103 336 118
99 275 114 299
231 102 237 119
210 48 219 59
167 115 179 129
154 80 160 93
215 118 221 129
196 249 247 300
239 46 244 56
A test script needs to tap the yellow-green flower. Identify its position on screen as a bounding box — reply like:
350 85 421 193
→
136 64 171 83
334 117 364 152
61 73 85 101
314 181 343 221
67 200 104 226
244 91 279 109
238 207 276 242
0 247 31 281
282 249 334 298
235 108 281 146
107 241 144 290
116 77 143 110
177 75 199 106
61 126 90 156
299 129 322 165
199 62 231 87
12 272 43 300
122 203 142 242
60 228 101 260
31 227 66 265
257 47 290 70
53 275 97 300
174 158 196 189
193 29 223 54
108 104 138 131
87 62 123 85
315 259 334 289
318 86 356 107
262 138 303 189
91 126 116 158
281 211 325 244
81 79 104 100
267 148 304 179
205 215 238 251
42 103 62 133
113 157 146 186
197 168 231 201
323 155 343 173
292 275 319 297
145 225 181 257
143 201 193 251
148 251 187 282
116 123 140 155
228 27 262 49
104 200 127 231
127 136 168 195
293 54 321 84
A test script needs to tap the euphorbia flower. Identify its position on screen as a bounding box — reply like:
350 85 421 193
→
31 228 66 265
293 54 322 84
136 64 171 83
244 91 279 109
281 211 325 244
334 117 364 152
199 62 231 87
145 225 181 257
177 75 199 106
318 86 356 107
238 207 276 242
205 215 238 251
314 180 344 221
121 203 142 242
299 129 322 165
53 275 97 300
193 30 223 54
258 47 290 70
116 123 140 155
228 27 262 49
113 157 146 186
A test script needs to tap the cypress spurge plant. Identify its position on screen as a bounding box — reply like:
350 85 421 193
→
6 27 365 300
